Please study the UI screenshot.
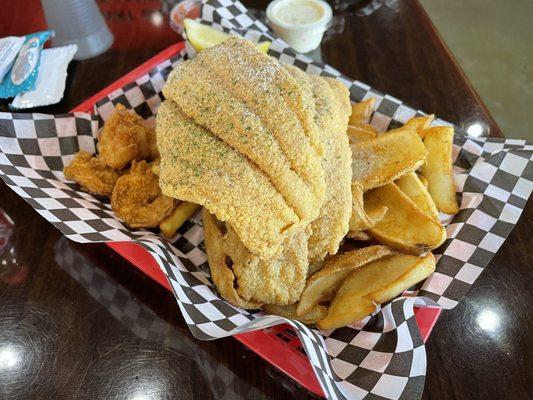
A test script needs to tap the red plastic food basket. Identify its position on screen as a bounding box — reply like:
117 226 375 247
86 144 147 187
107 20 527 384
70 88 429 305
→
72 42 441 398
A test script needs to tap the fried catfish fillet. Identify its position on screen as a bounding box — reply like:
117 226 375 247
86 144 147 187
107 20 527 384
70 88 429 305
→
200 71 351 304
111 160 174 228
223 223 309 305
98 104 158 170
162 37 325 225
63 151 119 196
305 75 352 263
156 100 298 259
202 209 262 309
162 60 320 225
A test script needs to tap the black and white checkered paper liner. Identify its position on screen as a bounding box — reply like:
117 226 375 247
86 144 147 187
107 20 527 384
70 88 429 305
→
0 1 532 398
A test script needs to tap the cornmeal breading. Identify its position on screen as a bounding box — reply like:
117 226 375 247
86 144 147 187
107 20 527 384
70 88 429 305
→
202 210 262 309
198 37 324 157
224 223 309 305
164 37 325 212
159 39 352 306
324 78 353 119
283 64 316 121
163 59 320 224
157 100 298 259
199 73 351 305
307 75 352 263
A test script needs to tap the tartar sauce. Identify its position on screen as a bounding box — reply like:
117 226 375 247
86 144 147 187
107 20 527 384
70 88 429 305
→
274 1 324 26
267 0 332 53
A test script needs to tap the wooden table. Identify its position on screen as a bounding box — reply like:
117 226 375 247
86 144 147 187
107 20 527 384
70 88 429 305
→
0 1 531 399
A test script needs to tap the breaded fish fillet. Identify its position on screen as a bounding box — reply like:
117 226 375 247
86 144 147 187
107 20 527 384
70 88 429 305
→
163 37 325 210
163 59 320 224
283 64 316 118
224 223 309 305
325 78 353 119
306 75 353 263
157 100 298 259
203 37 323 156
202 209 261 309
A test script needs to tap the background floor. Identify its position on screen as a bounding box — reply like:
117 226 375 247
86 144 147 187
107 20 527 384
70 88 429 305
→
420 0 532 139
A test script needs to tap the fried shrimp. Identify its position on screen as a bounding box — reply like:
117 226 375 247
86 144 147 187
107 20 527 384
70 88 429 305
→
111 160 174 228
98 104 158 170
63 151 119 196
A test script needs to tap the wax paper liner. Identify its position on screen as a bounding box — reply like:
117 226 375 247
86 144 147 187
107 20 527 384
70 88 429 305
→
0 1 532 398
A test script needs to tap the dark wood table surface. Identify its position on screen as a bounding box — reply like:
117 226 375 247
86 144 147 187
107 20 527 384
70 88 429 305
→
0 0 531 399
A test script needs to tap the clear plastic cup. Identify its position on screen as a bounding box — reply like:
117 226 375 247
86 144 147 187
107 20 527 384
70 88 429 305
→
41 0 114 60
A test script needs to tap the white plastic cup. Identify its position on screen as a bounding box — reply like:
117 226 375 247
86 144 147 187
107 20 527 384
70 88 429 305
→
267 0 332 53
41 0 114 60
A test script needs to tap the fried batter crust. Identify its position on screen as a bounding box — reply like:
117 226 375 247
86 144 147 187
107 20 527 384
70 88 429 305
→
111 160 174 228
63 151 119 196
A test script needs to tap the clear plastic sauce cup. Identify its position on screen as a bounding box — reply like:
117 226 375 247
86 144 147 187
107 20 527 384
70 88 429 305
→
267 0 332 53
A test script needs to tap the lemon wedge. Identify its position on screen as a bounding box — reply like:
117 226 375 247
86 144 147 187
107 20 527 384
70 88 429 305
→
255 41 271 53
184 19 270 53
184 19 229 51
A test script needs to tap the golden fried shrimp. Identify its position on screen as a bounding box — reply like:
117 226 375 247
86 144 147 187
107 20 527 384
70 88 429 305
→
63 151 119 197
111 160 174 228
97 104 158 170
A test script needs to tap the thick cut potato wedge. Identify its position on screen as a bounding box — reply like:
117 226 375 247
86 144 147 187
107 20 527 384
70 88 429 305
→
370 253 436 304
202 209 261 309
365 183 446 254
421 126 459 214
351 128 427 191
404 114 434 138
349 182 388 231
318 253 436 329
347 124 378 144
263 303 327 325
395 172 439 219
296 245 394 316
160 201 200 237
349 98 376 125
319 301 375 330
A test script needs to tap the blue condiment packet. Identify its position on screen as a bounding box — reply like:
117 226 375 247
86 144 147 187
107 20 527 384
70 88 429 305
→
0 30 54 99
